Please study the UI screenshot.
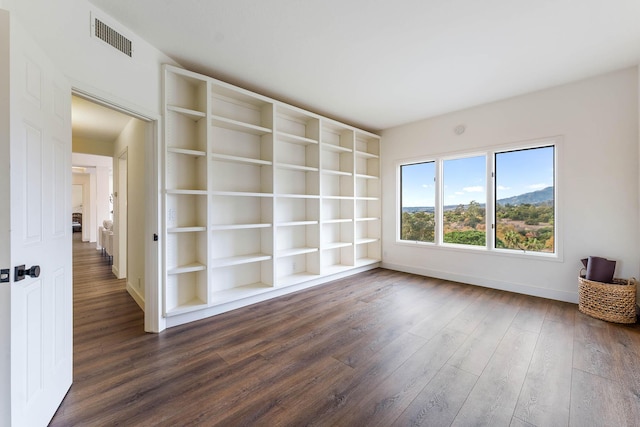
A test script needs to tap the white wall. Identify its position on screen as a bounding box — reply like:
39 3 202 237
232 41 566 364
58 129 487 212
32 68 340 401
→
72 184 83 211
2 0 176 117
381 67 639 303
113 117 147 307
72 153 113 244
96 165 110 231
73 137 114 157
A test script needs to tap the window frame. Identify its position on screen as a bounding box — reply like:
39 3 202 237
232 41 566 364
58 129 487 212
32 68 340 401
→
439 152 489 250
400 160 437 244
396 137 561 260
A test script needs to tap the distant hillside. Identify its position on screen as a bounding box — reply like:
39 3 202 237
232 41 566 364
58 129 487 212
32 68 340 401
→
497 186 553 206
402 206 435 213
402 186 553 213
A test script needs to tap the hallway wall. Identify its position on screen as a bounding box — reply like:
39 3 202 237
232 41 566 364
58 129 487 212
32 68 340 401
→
113 117 147 307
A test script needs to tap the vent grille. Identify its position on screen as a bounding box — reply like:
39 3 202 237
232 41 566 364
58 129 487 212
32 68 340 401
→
94 18 132 57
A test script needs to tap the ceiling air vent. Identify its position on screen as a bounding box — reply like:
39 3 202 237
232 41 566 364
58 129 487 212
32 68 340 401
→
93 17 133 57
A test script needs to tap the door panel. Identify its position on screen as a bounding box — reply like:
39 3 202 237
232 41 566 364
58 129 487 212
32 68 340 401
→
6 11 72 427
24 123 43 243
53 136 66 237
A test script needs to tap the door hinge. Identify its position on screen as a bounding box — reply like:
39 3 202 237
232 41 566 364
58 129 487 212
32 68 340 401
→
153 233 158 241
0 269 9 283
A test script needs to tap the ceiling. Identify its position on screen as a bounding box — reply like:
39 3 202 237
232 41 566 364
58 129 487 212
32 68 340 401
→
88 0 640 131
72 95 132 142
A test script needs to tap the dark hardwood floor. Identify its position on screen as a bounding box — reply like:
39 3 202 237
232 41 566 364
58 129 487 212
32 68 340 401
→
50 235 640 426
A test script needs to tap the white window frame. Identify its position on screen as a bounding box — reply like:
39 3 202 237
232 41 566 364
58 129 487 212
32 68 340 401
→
399 160 437 245
397 137 562 260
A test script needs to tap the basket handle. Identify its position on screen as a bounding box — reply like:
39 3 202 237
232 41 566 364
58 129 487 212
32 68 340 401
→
579 267 586 278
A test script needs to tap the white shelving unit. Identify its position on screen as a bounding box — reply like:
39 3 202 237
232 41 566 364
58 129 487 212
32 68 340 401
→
354 132 381 266
273 105 321 286
164 68 210 315
320 121 355 274
163 65 381 325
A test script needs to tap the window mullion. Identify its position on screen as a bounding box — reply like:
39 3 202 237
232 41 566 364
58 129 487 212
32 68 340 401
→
435 159 442 245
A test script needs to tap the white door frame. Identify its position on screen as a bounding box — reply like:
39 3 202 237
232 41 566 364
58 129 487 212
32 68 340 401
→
71 87 164 333
114 147 128 279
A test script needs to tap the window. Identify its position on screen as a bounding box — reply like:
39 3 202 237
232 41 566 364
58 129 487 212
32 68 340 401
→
400 161 435 242
442 155 486 247
398 140 557 256
495 146 555 253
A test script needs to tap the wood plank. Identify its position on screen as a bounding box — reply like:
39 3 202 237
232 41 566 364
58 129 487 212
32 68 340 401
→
408 284 481 340
326 328 468 426
607 322 640 424
569 368 630 427
391 364 478 427
510 294 550 333
331 277 454 368
513 319 574 427
452 326 538 426
278 331 429 426
446 287 498 334
447 292 522 376
573 311 617 380
545 299 576 325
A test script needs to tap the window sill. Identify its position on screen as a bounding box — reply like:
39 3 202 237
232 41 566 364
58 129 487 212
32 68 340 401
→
395 239 562 262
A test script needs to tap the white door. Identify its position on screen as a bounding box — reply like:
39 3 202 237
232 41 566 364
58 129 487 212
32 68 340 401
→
3 11 73 427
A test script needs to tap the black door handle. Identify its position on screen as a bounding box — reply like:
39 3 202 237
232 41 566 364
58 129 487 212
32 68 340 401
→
14 264 41 281
25 265 41 278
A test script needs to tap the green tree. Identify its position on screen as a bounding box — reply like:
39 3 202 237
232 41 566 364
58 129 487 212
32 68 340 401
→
401 211 435 242
443 230 486 246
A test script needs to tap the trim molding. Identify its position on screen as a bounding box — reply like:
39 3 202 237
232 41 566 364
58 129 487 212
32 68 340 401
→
381 262 578 304
166 264 380 328
126 281 145 311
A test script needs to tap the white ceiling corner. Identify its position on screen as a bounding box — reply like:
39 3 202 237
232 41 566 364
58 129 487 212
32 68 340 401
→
87 0 640 131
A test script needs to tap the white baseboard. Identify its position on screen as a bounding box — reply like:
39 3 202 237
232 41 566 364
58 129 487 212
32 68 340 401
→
166 264 380 329
126 281 145 311
381 262 578 304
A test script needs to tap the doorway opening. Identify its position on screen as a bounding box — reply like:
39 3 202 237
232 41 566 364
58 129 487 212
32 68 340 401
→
70 93 155 320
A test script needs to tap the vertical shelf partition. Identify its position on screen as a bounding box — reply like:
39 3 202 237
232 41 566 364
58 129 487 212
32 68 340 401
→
164 67 210 315
354 132 381 266
320 122 355 274
163 65 381 323
274 105 321 286
209 82 275 302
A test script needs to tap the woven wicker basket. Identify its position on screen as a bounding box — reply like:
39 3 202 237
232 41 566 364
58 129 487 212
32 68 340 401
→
578 274 637 324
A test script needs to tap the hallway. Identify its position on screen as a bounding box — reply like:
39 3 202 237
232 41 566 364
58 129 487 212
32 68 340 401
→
50 234 144 425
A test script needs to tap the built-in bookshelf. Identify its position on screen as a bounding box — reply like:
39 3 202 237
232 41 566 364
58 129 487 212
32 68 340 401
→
164 68 209 315
163 64 381 325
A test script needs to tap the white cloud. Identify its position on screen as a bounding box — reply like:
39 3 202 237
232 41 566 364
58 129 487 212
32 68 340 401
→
497 185 510 190
421 184 433 189
455 191 464 195
528 183 547 190
463 186 484 193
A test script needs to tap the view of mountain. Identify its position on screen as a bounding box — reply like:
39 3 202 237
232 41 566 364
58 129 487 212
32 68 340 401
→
496 186 553 206
402 206 435 213
402 186 553 213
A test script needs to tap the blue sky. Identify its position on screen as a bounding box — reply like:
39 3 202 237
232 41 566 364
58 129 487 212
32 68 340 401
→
401 146 554 207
